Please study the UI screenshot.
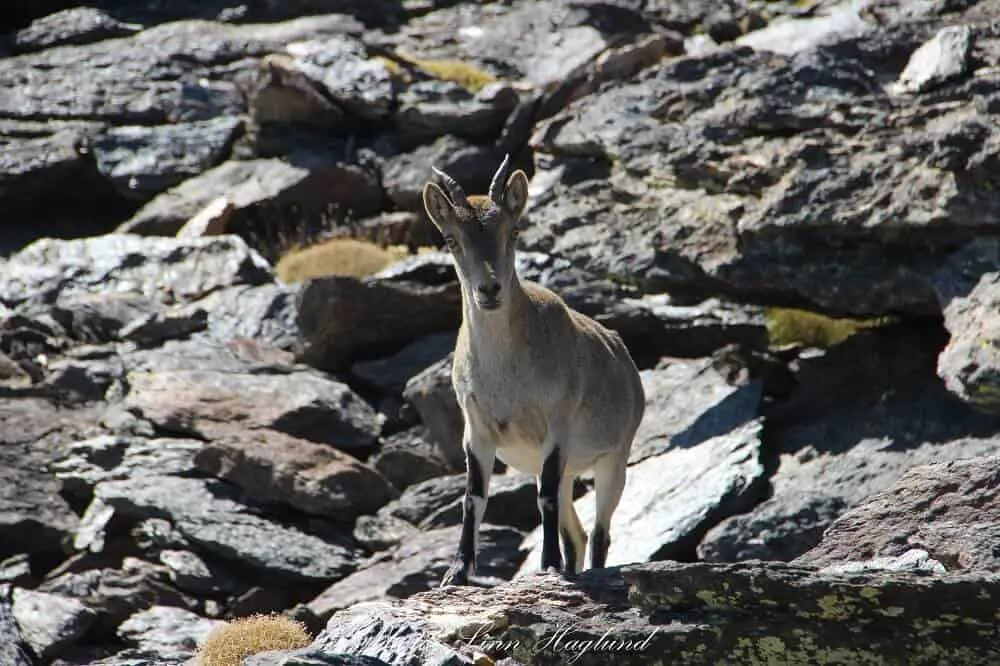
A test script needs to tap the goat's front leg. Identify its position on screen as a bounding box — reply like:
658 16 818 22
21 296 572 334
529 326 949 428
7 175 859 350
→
441 429 495 586
538 444 564 573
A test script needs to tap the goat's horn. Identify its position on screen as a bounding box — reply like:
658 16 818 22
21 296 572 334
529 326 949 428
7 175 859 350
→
432 166 470 209
488 153 511 205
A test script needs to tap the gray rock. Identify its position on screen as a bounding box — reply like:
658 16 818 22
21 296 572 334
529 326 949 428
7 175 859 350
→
892 25 973 94
12 7 138 54
736 4 869 55
124 365 381 451
394 80 519 144
527 33 1000 317
799 455 1000 571
519 420 766 574
421 473 541 532
0 595 31 666
377 475 465 527
187 282 301 351
49 293 162 343
370 428 452 491
38 558 190 640
11 587 96 661
92 118 243 201
304 561 1000 665
353 333 455 397
297 277 460 372
0 555 33 586
307 524 526 621
95 475 361 581
40 354 126 403
120 154 385 242
53 435 204 499
194 428 398 521
401 355 463 469
631 359 763 464
381 136 505 213
158 549 235 595
352 513 421 553
699 325 1000 562
0 399 81 558
0 16 362 124
119 309 209 347
117 605 224 656
245 650 394 666
0 118 123 235
0 234 272 310
274 37 396 122
938 271 1000 412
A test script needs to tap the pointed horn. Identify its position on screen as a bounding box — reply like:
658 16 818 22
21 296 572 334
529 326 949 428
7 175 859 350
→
488 153 511 205
432 166 470 209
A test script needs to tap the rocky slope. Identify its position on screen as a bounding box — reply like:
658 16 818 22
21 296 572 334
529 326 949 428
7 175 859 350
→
1 1 1000 665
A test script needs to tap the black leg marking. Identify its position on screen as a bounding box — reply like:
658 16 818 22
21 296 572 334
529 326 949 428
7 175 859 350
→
591 524 609 570
443 449 487 586
561 528 578 576
539 448 563 572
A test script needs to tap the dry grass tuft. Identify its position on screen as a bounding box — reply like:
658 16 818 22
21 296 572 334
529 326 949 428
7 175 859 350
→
765 307 890 348
275 238 409 283
389 52 498 92
196 614 311 666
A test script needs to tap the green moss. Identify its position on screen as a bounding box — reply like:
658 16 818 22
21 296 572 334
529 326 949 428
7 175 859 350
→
765 307 891 349
396 53 498 92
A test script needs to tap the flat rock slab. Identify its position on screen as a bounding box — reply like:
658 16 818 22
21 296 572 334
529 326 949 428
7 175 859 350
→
11 587 96 661
307 524 526 621
117 605 224 656
303 561 1000 666
187 282 301 351
124 365 381 451
631 359 762 464
194 428 397 521
700 325 1000 562
799 454 1000 571
0 234 271 309
519 420 766 574
0 596 31 666
297 277 461 372
95 475 361 582
0 399 84 558
938 271 1000 412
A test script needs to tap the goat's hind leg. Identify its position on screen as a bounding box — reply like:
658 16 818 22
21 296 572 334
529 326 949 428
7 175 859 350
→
590 452 627 569
441 430 496 586
559 475 586 575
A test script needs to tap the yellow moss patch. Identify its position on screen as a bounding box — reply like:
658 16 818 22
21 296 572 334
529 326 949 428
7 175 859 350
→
275 238 409 283
765 307 890 349
394 53 498 92
196 614 311 666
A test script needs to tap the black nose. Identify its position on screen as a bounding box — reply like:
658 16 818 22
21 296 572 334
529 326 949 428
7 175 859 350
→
476 282 501 299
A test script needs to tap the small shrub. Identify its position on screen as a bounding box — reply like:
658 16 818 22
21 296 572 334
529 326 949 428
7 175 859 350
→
196 614 311 666
275 238 409 283
765 307 889 349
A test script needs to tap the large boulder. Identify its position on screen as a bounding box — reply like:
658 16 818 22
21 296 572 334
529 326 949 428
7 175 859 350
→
799 455 1000 572
699 325 1000 562
526 20 1000 317
0 234 271 309
93 475 361 582
293 561 1000 665
938 271 1000 412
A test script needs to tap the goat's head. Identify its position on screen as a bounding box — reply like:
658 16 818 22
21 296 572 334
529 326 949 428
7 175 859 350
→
422 155 529 312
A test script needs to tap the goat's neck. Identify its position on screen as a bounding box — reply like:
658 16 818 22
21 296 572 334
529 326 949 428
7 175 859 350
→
461 275 527 358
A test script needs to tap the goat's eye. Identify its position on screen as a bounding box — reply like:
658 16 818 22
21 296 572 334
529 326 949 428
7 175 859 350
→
511 229 520 241
443 236 457 251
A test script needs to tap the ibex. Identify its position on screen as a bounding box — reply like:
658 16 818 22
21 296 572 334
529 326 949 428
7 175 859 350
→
422 156 645 585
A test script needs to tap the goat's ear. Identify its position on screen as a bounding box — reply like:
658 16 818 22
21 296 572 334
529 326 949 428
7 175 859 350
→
423 182 454 230
503 170 529 219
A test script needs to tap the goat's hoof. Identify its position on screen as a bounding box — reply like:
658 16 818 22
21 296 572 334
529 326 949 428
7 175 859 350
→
440 562 470 587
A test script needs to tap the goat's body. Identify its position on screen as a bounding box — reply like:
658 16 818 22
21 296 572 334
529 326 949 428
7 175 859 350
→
454 280 644 477
422 156 644 584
